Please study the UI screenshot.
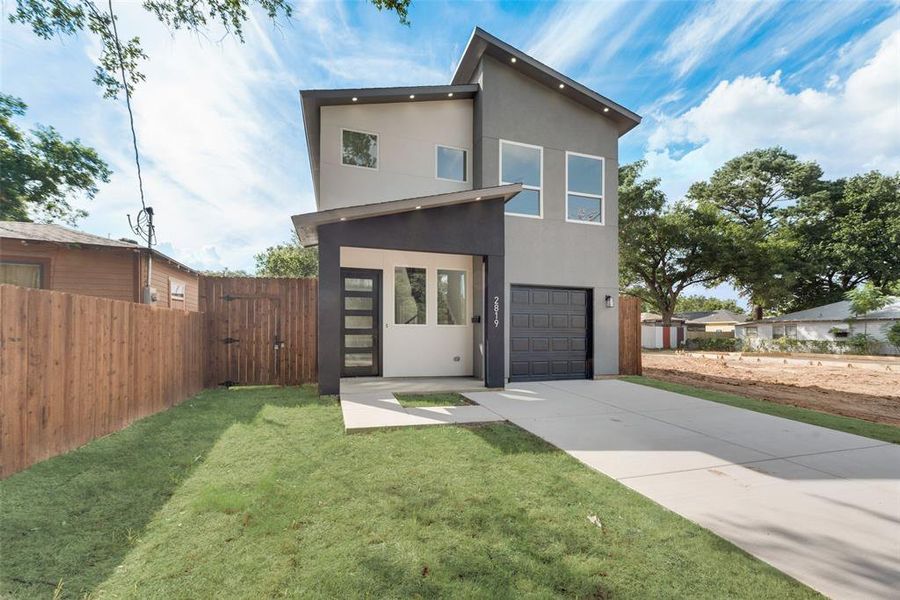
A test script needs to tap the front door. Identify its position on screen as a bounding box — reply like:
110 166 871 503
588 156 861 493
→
341 268 381 377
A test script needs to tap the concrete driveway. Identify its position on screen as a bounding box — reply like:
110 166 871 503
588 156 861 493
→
464 379 900 599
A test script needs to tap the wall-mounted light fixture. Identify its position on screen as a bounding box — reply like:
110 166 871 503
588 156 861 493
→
605 295 615 308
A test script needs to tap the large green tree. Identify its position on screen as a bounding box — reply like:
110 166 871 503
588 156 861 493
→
789 171 900 309
254 232 318 278
688 147 825 319
619 161 730 326
1 94 110 224
9 0 412 98
674 294 744 315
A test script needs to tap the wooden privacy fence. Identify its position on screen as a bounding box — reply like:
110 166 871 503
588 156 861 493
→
618 294 642 375
200 277 317 387
0 284 204 477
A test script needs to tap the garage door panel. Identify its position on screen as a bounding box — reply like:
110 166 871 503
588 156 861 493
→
510 285 591 382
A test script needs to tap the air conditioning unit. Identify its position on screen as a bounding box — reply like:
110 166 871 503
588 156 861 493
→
143 286 158 304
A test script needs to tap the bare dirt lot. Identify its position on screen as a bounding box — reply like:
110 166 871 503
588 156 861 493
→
643 352 900 425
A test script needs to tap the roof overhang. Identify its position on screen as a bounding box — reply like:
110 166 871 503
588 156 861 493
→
291 183 521 247
299 84 480 205
452 27 641 137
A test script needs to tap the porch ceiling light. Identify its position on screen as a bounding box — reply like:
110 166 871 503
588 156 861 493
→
340 217 347 221
475 196 482 201
415 205 422 209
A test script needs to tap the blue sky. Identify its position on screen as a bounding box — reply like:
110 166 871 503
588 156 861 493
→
3 0 898 302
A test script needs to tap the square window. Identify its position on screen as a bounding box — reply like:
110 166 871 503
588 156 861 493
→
437 270 466 325
169 278 186 302
342 129 378 169
395 267 426 324
436 146 466 182
745 327 758 339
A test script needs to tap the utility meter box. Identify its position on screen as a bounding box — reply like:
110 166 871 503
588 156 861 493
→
143 286 158 305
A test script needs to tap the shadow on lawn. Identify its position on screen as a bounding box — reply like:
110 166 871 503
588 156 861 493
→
467 421 558 455
0 385 330 599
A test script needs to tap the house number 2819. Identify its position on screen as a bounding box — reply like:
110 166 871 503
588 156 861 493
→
493 296 500 328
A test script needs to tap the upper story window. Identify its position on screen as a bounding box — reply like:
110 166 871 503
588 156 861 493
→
500 140 542 218
436 145 467 182
342 129 378 169
566 152 604 224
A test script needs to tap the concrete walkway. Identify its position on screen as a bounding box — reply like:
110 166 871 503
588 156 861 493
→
463 379 900 600
340 377 503 432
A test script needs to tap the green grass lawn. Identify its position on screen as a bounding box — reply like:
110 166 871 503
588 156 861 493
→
394 392 473 407
622 376 900 444
1 386 819 599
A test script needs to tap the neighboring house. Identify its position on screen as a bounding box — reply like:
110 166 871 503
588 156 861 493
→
640 313 685 349
0 222 200 311
735 298 900 354
676 310 747 333
293 28 641 394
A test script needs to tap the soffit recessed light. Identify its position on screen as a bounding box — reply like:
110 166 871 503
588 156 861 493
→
559 83 565 89
475 196 482 201
448 92 454 97
409 94 416 99
340 217 347 221
510 56 517 63
415 205 422 210
351 97 358 102
603 107 610 112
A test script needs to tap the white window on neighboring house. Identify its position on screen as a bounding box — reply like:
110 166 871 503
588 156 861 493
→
169 278 186 304
436 145 467 182
744 326 758 339
341 129 378 169
566 151 604 224
0 261 43 288
773 324 785 339
785 324 798 339
500 140 542 217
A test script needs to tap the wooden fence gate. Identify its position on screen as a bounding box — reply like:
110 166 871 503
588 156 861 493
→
200 277 317 387
618 295 642 375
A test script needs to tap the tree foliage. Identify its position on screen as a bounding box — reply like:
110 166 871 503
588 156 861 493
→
688 147 825 318
0 94 111 224
619 161 729 325
254 232 318 278
9 0 411 98
674 294 744 315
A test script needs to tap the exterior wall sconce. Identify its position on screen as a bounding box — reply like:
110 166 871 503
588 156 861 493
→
605 295 615 308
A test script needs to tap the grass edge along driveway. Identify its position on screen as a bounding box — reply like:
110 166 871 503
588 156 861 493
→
1 386 820 599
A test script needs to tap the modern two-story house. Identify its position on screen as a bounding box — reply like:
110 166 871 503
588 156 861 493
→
293 28 641 395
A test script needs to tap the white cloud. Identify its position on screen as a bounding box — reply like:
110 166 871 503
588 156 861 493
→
643 30 900 201
657 0 777 77
526 1 624 72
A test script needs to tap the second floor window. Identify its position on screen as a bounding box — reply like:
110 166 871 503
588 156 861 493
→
342 129 378 169
566 152 604 224
436 146 467 182
500 140 542 217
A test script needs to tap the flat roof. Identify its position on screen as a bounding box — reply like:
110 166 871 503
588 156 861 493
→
452 27 641 136
292 184 521 247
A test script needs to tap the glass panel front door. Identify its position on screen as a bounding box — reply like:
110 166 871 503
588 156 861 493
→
340 268 381 377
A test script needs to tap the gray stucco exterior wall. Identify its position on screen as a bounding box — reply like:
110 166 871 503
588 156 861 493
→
472 55 621 376
317 199 506 395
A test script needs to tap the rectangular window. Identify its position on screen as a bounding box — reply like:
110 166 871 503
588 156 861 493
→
500 140 542 217
0 262 43 288
436 146 467 182
395 266 426 324
437 270 466 325
773 324 784 339
785 324 798 339
566 152 604 224
744 327 758 339
169 278 186 302
342 129 378 169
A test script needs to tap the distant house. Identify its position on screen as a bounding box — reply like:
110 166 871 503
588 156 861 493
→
640 312 685 349
676 310 748 333
735 298 900 354
0 222 200 311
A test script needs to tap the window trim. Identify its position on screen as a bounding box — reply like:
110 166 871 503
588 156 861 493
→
0 256 49 288
436 268 468 327
565 150 605 226
499 139 543 219
340 127 380 171
434 144 468 183
393 264 428 326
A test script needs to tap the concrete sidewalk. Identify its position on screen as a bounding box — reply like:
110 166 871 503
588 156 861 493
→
464 379 900 600
340 388 503 432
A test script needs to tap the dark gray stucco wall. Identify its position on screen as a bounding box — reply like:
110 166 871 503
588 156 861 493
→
472 55 622 376
317 198 506 395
